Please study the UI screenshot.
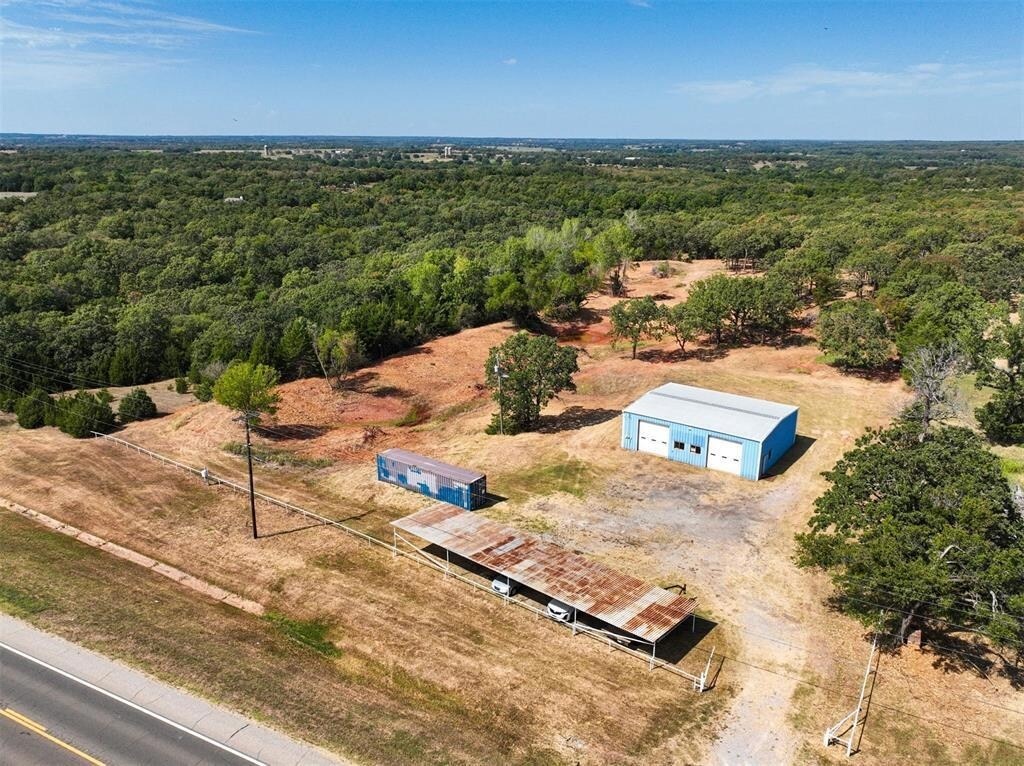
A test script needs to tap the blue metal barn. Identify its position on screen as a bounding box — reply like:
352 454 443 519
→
376 448 487 510
620 383 798 481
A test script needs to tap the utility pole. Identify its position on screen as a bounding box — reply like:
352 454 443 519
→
494 354 505 435
238 411 259 539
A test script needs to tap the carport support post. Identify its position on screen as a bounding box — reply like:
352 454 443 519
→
650 641 656 671
692 613 696 633
445 547 450 577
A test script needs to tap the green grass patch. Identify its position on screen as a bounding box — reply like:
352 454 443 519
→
394 398 430 427
999 457 1024 479
499 456 595 502
433 399 479 423
485 509 556 534
223 442 332 469
0 583 51 617
264 613 342 657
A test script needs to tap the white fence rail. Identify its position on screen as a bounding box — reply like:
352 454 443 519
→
90 431 716 689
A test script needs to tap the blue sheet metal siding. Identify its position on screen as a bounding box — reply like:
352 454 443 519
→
376 454 486 510
620 412 762 480
758 409 798 475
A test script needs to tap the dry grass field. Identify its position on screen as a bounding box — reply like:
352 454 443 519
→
2 259 1022 765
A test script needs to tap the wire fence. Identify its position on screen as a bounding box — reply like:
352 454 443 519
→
89 431 714 689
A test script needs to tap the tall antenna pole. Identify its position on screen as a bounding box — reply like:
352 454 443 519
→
243 411 258 539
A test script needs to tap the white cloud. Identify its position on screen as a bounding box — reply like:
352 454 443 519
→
627 0 651 8
0 0 251 90
502 57 517 66
673 62 1021 103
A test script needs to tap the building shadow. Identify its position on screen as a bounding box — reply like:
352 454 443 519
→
476 492 508 509
762 435 817 478
536 406 619 433
652 615 718 665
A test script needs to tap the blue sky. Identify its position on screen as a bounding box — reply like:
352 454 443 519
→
1 0 1021 139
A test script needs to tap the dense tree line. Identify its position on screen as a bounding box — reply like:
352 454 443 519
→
0 145 1021 419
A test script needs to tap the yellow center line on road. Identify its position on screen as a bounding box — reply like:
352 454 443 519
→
1 707 106 766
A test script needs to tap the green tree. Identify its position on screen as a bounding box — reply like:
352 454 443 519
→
315 328 364 390
54 390 116 437
278 317 318 379
817 300 892 370
595 221 640 296
485 332 579 434
118 388 157 423
796 422 1024 650
686 274 732 344
664 301 699 354
212 361 281 418
896 283 991 362
751 275 799 343
610 296 664 359
975 319 1024 444
15 389 50 429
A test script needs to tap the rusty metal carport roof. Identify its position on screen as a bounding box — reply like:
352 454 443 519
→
391 504 697 643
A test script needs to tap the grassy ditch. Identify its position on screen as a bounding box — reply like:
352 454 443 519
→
223 442 332 469
0 511 564 766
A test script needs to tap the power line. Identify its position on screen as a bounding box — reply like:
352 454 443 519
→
2 361 329 442
2 356 115 390
0 379 122 433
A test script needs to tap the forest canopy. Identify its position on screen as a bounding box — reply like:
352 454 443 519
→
0 142 1022 404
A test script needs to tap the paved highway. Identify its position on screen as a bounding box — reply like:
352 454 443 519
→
0 645 259 766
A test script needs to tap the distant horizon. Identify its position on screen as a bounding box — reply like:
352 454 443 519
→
3 133 1021 144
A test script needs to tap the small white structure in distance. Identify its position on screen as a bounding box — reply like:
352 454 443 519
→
621 383 798 480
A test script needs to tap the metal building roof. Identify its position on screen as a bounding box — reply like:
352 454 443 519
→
623 383 798 442
378 448 485 484
391 504 697 643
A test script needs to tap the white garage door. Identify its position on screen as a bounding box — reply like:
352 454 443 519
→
637 420 670 457
706 436 743 476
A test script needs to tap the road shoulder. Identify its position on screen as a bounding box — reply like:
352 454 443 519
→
0 613 344 766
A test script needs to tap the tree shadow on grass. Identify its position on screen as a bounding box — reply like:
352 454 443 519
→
634 344 730 364
922 633 1024 687
254 424 326 441
536 406 620 434
371 384 413 399
537 307 605 342
832 359 903 384
337 370 379 393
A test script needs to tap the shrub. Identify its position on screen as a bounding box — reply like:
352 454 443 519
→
174 376 189 394
118 388 157 423
15 389 50 429
54 390 116 438
194 381 214 402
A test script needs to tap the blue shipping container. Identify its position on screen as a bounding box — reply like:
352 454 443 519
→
377 448 487 510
